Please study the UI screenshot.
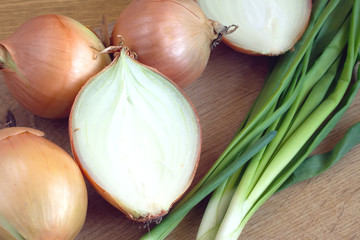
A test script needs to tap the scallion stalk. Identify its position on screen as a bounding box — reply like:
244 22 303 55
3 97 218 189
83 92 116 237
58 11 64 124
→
140 0 360 239
201 0 360 239
140 131 276 240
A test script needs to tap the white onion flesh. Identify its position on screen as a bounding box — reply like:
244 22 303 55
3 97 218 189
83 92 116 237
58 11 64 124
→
70 50 201 221
197 0 312 55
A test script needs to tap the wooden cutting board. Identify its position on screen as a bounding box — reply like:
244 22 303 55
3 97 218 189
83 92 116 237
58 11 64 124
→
0 1 359 239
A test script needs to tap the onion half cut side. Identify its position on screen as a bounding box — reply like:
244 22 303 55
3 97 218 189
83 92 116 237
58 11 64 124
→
69 49 201 222
196 0 312 55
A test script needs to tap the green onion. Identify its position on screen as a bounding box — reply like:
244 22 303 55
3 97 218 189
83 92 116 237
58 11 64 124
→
140 0 360 239
0 212 25 240
278 120 360 192
140 131 276 240
199 0 360 239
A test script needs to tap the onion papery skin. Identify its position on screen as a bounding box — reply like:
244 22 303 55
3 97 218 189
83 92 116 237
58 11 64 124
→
196 0 312 56
0 127 88 240
69 49 201 222
0 14 111 119
111 0 218 88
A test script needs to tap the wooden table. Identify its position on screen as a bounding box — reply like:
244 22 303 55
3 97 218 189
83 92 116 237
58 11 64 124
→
0 1 359 239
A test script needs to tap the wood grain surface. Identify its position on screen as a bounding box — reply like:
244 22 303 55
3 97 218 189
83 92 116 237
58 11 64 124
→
0 1 359 240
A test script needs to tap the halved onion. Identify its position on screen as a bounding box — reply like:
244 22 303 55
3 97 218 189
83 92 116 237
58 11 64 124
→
69 49 201 222
196 0 312 55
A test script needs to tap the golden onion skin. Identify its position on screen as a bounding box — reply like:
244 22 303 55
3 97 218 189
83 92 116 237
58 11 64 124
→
111 0 218 88
0 14 111 119
0 127 88 240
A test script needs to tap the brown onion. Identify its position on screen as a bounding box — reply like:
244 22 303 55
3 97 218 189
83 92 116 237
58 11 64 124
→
0 14 111 119
111 0 235 88
0 127 88 239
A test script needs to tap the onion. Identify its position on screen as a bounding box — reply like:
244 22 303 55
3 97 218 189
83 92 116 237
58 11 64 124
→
111 0 236 88
0 14 111 119
0 127 88 240
196 0 312 55
69 47 201 222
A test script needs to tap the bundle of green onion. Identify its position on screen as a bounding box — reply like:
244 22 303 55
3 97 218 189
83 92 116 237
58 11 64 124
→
141 0 360 239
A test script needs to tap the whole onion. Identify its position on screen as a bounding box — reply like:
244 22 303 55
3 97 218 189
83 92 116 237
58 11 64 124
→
0 14 111 119
111 0 235 88
0 127 88 240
